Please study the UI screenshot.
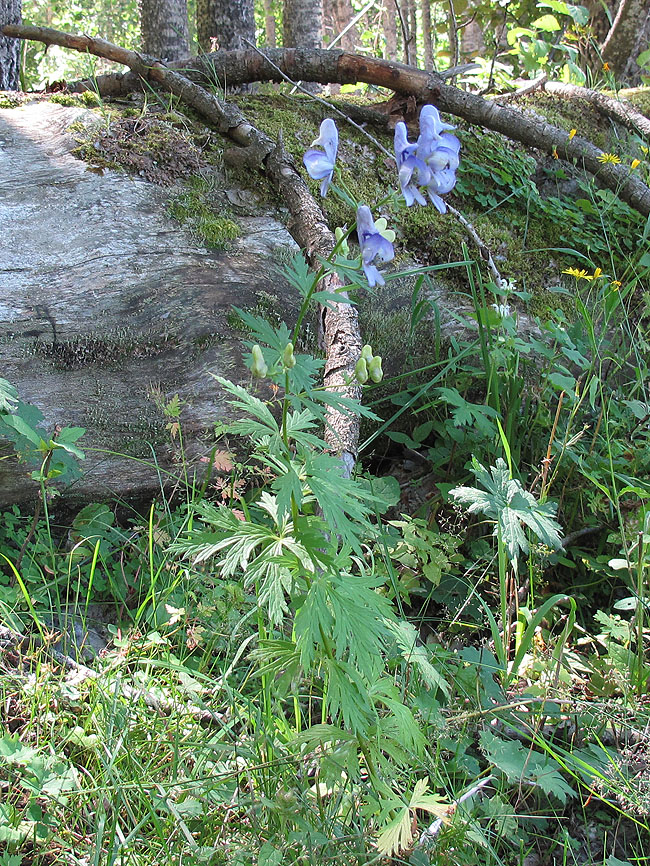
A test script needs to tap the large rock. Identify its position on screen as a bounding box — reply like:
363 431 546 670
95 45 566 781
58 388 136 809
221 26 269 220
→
0 102 297 507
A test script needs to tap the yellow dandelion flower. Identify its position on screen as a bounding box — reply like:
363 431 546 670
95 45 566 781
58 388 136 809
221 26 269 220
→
631 159 641 169
568 128 577 140
598 152 621 165
563 267 592 280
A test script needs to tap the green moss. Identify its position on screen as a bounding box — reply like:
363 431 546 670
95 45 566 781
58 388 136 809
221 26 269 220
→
49 92 80 107
197 214 240 247
0 93 21 108
619 87 650 118
168 175 241 249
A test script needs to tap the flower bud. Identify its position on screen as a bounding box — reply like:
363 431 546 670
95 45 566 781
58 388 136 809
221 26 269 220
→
251 344 268 379
368 355 383 383
361 344 373 363
355 357 369 384
282 342 296 369
335 226 350 256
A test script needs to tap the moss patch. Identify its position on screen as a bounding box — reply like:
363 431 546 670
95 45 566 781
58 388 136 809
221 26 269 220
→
31 331 180 371
168 175 241 249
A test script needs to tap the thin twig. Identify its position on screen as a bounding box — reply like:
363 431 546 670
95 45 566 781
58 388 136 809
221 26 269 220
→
416 775 494 848
242 37 394 160
446 204 503 285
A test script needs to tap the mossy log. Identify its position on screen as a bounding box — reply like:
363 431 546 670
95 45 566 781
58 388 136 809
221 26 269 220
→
0 101 300 507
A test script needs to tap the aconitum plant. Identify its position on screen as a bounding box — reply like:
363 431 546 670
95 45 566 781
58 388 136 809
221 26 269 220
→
303 118 339 197
303 104 461 286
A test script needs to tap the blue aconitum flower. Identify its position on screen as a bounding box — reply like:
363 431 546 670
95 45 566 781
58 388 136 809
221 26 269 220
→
414 105 461 214
356 205 395 287
394 122 430 207
303 118 339 197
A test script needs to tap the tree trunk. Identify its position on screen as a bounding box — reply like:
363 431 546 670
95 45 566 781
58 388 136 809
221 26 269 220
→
382 0 398 60
0 0 21 90
406 0 417 65
283 0 323 49
460 2 485 61
138 0 189 61
263 0 276 47
584 0 650 82
421 0 433 70
331 0 358 51
197 0 255 52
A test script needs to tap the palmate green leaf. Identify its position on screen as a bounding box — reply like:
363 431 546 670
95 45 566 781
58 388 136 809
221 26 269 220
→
376 778 449 856
437 387 499 436
383 619 450 696
479 730 575 804
279 251 316 299
376 807 413 858
235 308 293 352
450 458 563 565
211 375 279 439
328 573 394 679
371 678 426 758
324 656 375 733
305 453 377 551
282 408 327 450
0 378 19 414
295 571 392 680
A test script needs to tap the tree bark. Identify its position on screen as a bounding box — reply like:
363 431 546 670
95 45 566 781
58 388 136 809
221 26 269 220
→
197 0 255 52
0 0 20 90
585 0 650 82
383 0 398 61
283 0 323 49
331 0 359 51
263 0 277 47
421 0 433 70
139 0 189 61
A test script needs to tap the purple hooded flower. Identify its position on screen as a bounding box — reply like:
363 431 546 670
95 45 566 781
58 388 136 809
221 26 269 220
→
394 122 430 207
356 205 395 288
415 105 461 214
303 118 338 197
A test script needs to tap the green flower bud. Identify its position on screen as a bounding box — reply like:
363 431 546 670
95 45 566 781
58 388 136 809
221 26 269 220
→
251 344 268 379
335 226 350 256
361 344 373 362
282 342 296 369
368 355 383 383
355 356 369 384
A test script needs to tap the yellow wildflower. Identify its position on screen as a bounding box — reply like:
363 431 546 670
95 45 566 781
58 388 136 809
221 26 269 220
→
597 152 621 165
631 159 641 169
568 128 577 140
592 267 602 279
563 267 592 280
602 62 610 72
642 146 649 155
552 146 559 159
611 280 622 291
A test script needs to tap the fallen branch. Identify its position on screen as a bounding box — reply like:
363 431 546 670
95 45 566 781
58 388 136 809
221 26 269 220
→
46 39 650 217
543 80 650 141
2 23 362 467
